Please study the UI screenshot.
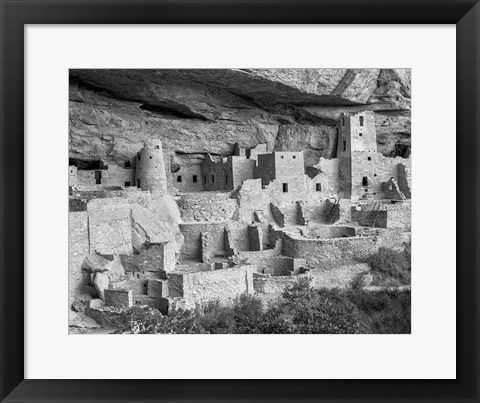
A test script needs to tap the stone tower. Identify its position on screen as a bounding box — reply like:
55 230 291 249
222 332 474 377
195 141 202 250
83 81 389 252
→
135 139 167 194
337 111 377 199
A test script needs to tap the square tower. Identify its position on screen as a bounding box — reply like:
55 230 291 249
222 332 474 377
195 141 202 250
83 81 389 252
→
337 111 378 199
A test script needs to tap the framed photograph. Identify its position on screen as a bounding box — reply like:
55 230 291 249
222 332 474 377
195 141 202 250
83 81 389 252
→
1 1 478 402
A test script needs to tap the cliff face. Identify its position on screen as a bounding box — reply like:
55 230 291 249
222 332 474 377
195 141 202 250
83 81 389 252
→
69 68 411 168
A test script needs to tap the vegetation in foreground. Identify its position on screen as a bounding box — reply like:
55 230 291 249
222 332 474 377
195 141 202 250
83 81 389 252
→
365 245 411 287
114 277 411 335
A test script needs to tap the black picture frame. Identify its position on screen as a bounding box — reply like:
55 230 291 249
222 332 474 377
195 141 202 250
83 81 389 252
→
1 1 479 402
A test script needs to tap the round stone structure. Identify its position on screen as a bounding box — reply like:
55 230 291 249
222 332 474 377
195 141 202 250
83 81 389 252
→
135 139 167 194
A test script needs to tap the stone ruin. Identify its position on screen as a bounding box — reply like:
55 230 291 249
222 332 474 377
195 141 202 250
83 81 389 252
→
69 111 412 331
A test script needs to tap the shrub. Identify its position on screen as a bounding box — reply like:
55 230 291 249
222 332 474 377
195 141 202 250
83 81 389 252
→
232 293 265 334
367 246 411 285
278 279 363 334
197 300 236 334
343 289 411 334
119 305 163 334
156 308 206 334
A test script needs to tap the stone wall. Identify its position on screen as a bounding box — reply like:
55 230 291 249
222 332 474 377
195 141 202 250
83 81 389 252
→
87 198 133 255
235 179 273 223
356 210 388 228
135 139 168 194
173 164 203 193
254 153 276 187
68 212 90 306
103 165 135 187
76 169 98 186
307 158 340 196
177 191 238 222
179 222 226 261
69 165 77 186
397 163 411 198
308 261 370 289
201 154 233 191
231 157 256 189
300 225 356 239
282 233 379 267
386 202 411 231
253 272 311 294
74 165 134 188
168 265 256 308
225 221 251 252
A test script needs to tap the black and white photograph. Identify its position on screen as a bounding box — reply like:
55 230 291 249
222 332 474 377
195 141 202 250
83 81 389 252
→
68 68 411 334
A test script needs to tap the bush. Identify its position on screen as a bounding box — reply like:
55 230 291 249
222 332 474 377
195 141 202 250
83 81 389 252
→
119 305 163 334
341 289 411 334
277 278 363 334
232 293 265 334
367 246 411 286
197 300 236 334
109 278 409 334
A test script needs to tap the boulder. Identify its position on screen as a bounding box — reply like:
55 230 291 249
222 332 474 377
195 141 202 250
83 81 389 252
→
92 271 110 300
69 311 100 329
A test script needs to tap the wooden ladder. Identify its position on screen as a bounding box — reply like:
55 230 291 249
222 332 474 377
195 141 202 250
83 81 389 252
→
328 198 340 224
371 203 381 228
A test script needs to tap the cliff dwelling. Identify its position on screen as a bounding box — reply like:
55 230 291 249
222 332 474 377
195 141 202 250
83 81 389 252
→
68 68 412 334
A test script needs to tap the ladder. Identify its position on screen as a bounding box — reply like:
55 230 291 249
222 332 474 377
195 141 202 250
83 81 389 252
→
371 203 381 228
328 198 340 224
391 178 406 200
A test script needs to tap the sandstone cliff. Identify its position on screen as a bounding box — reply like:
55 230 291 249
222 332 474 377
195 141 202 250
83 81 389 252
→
69 69 411 168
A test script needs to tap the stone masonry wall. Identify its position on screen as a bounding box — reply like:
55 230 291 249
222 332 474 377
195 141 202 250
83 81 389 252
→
168 265 256 308
87 198 133 255
69 166 77 186
179 222 226 261
177 192 238 222
308 262 370 289
300 225 356 239
253 272 311 294
350 154 411 200
254 153 276 187
231 157 256 189
386 202 411 231
356 210 388 228
173 164 203 193
282 233 378 267
68 212 90 306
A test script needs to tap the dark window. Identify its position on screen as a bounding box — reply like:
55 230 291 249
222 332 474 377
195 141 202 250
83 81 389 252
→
225 175 228 183
341 118 345 126
125 161 131 168
94 171 102 185
149 156 152 159
137 154 141 161
374 173 377 177
136 179 140 187
125 181 130 187
293 155 296 159
316 183 322 191
155 145 160 149
177 176 182 183
368 157 372 161
343 141 347 151
203 175 206 184
283 183 289 192
359 133 363 137
336 128 339 135
281 155 284 159
362 176 369 186
193 175 198 183
211 175 215 183
359 116 364 126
